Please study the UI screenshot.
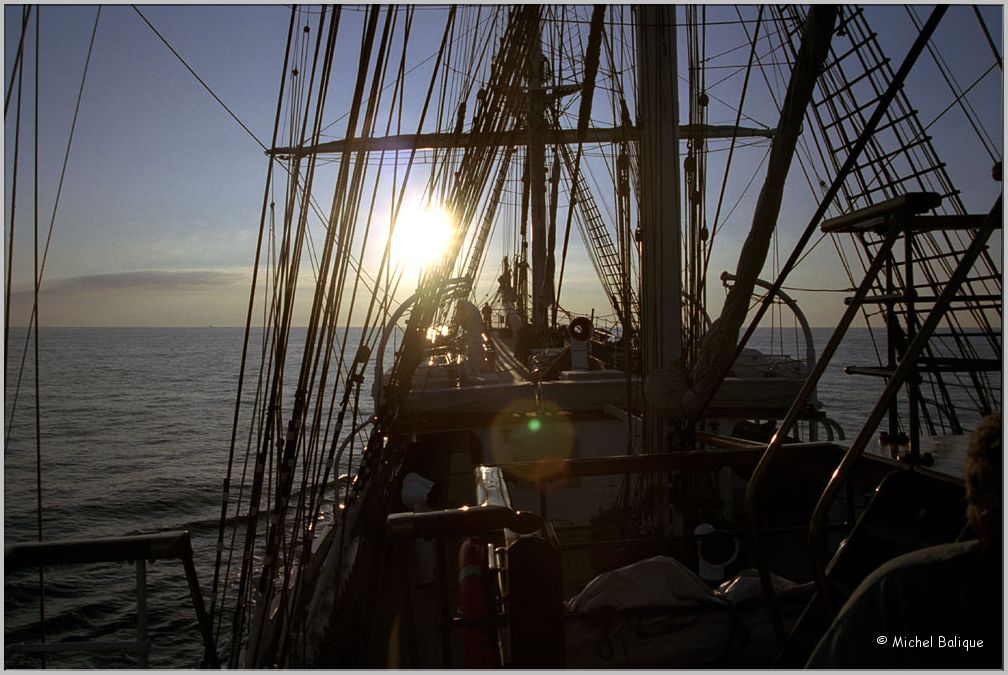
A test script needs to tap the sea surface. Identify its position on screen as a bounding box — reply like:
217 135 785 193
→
3 326 379 669
3 325 996 667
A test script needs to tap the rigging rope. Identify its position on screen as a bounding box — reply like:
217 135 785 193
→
219 5 1002 664
3 5 31 115
5 5 27 371
779 3 999 428
972 5 1002 71
234 5 345 663
6 6 101 447
555 6 606 330
708 7 762 249
32 8 46 665
918 63 998 148
906 5 999 163
692 5 950 426
288 10 401 632
132 5 268 152
210 3 297 637
223 5 345 661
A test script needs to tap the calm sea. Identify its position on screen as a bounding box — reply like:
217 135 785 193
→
3 325 993 667
4 326 380 668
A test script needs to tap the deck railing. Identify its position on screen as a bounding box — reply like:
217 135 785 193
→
5 530 219 668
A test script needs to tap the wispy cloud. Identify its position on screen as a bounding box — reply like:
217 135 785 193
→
7 269 254 326
11 269 247 297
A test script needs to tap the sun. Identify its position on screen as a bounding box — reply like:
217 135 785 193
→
391 204 455 275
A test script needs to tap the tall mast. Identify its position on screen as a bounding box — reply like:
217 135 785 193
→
526 7 550 338
636 5 683 451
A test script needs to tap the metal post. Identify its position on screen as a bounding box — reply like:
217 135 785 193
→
886 243 899 448
135 560 149 668
904 230 920 459
181 552 221 668
437 539 452 667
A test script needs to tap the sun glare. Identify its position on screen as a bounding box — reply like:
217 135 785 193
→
392 205 455 274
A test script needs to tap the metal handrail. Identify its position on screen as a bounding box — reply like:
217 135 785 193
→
5 530 219 668
806 195 1002 609
744 196 935 640
720 272 817 372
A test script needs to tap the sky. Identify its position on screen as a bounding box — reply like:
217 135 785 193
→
4 5 289 326
3 4 1003 329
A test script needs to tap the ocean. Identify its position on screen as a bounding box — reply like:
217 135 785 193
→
3 325 992 667
5 327 264 668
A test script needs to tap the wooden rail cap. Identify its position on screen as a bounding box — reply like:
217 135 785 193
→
386 505 544 540
5 530 194 570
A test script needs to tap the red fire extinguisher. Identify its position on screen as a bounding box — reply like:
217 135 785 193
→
457 538 497 667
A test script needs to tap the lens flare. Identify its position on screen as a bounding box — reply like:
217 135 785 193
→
489 400 575 484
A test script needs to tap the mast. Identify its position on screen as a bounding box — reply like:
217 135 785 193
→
526 6 550 338
636 5 683 452
644 6 839 430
